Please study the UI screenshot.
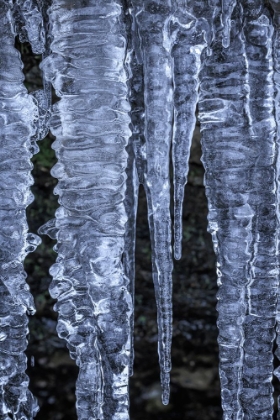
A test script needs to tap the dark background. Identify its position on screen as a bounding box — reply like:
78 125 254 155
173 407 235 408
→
19 39 222 419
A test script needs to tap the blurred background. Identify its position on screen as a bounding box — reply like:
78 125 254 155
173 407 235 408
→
18 39 222 419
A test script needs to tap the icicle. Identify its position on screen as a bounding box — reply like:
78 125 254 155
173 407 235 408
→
13 0 45 55
199 1 277 418
131 0 174 405
237 3 276 418
122 4 141 377
38 0 53 110
221 0 237 48
122 139 138 378
269 1 280 418
0 1 41 417
199 3 250 418
40 1 132 418
171 1 209 260
127 1 146 186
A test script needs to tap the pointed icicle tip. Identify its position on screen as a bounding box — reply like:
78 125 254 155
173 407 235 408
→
221 0 236 48
161 371 170 405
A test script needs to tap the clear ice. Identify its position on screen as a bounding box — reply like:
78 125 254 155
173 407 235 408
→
4 0 280 419
0 0 43 418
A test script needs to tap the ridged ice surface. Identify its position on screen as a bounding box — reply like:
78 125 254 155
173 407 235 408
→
0 1 42 418
6 0 280 419
40 1 132 418
199 2 277 419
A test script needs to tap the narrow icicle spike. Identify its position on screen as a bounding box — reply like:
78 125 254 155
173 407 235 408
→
221 0 237 48
171 0 209 260
131 0 174 404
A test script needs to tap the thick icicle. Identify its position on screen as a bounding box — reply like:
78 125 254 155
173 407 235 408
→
0 1 41 418
269 1 280 418
237 3 277 418
40 1 132 419
131 0 174 404
171 0 209 260
199 2 277 418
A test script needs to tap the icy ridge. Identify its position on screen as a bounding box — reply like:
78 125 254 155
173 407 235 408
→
199 2 277 419
269 1 280 419
40 1 132 418
239 3 277 418
0 1 42 418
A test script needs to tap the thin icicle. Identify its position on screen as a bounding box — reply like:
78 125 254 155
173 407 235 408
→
122 4 141 377
127 1 147 186
171 0 208 260
221 0 237 48
122 139 138 377
131 0 174 404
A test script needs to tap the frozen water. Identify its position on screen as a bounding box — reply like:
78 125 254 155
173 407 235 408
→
130 0 174 404
199 2 277 419
5 0 280 419
0 1 42 418
40 1 132 418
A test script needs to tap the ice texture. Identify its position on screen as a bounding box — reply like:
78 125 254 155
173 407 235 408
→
40 1 132 418
129 0 175 404
199 2 277 419
0 1 42 418
13 0 45 54
171 1 209 260
9 1 280 419
270 1 280 418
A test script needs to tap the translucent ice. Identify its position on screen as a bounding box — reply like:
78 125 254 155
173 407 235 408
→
129 0 174 404
14 1 280 419
40 1 132 418
199 2 277 418
0 1 42 418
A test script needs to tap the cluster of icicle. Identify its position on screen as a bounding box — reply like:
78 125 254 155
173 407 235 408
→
3 0 280 419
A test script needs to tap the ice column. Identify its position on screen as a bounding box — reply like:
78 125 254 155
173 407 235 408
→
199 2 277 418
269 1 280 419
238 3 277 418
40 1 132 419
0 0 42 418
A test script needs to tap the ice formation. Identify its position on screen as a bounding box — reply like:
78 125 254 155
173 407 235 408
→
3 0 280 419
0 0 44 418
